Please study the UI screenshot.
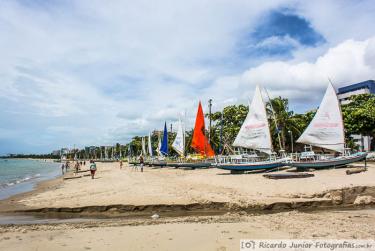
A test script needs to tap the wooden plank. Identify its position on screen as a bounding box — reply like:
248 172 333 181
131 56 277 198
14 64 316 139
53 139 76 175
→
263 173 314 179
346 167 367 175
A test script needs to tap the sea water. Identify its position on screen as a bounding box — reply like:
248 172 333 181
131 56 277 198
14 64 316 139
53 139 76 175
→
0 159 61 200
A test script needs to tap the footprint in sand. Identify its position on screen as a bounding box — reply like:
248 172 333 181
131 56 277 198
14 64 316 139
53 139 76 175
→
84 247 91 250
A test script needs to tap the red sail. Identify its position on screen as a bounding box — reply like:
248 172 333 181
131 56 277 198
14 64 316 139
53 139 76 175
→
191 101 215 157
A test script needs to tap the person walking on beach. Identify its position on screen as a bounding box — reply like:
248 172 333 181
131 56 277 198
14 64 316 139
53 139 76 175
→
74 162 80 175
61 163 65 175
120 160 123 169
139 155 144 172
89 160 97 179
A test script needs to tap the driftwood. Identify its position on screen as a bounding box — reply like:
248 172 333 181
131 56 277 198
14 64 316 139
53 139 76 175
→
346 167 367 175
63 176 82 180
263 173 314 179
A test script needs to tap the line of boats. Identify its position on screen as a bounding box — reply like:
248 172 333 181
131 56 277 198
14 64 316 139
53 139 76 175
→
130 82 368 173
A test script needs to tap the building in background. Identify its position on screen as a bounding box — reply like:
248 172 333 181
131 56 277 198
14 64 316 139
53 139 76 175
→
337 80 375 151
338 80 375 104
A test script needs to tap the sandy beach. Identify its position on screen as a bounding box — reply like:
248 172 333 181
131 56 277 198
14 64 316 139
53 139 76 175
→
1 209 375 251
9 162 375 210
0 162 375 251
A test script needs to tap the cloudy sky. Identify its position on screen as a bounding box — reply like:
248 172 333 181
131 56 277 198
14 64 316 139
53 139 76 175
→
0 0 375 154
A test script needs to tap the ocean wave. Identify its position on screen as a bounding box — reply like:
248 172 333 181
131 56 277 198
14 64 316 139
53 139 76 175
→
0 173 41 189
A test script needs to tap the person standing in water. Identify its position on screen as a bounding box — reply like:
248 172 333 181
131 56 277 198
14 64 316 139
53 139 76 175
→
89 160 97 179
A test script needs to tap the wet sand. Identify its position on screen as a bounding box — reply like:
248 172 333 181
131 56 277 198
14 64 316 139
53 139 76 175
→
1 209 375 251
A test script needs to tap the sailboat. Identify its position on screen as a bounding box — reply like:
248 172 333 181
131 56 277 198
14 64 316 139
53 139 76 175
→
167 102 215 169
216 85 287 173
141 137 147 156
291 83 367 170
151 122 168 167
160 122 168 155
148 132 153 157
172 118 185 157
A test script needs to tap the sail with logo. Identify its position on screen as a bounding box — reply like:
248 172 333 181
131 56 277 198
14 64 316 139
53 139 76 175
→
217 85 287 173
296 83 345 153
233 85 273 155
292 82 367 169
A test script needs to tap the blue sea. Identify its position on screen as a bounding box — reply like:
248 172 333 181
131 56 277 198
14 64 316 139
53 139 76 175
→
0 159 61 200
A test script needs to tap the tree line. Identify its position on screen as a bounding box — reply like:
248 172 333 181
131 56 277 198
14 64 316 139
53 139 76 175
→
123 93 374 156
13 93 372 160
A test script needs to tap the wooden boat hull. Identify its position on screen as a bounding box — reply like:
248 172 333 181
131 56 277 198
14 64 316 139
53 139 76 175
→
216 160 285 171
175 162 212 169
150 161 167 167
291 152 367 170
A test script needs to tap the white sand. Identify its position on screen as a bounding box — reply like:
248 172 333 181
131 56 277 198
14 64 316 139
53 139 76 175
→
19 162 375 208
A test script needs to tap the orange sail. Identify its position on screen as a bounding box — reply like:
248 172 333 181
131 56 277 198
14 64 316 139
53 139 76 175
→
191 101 215 157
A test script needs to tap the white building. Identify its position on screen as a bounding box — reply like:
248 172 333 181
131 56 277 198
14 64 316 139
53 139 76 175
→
337 80 375 151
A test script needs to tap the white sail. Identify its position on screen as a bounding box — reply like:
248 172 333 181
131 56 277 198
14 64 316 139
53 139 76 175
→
172 119 185 156
157 134 162 156
148 132 153 157
233 85 273 154
141 137 146 156
296 83 345 153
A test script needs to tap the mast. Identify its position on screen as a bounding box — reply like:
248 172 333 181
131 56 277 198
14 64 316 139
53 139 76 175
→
263 87 283 151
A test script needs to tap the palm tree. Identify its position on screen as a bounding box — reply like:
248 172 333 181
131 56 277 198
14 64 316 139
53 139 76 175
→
266 97 304 152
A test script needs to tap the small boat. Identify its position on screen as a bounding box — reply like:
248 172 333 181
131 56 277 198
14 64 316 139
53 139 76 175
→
217 158 285 172
150 159 167 167
291 82 367 170
292 152 367 170
167 102 215 169
148 123 169 167
216 85 288 173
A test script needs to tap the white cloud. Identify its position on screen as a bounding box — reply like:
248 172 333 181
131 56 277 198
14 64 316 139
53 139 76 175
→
205 37 375 110
0 0 375 154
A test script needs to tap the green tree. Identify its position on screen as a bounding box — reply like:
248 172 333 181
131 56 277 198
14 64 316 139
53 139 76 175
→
342 94 375 149
266 97 306 152
208 104 248 154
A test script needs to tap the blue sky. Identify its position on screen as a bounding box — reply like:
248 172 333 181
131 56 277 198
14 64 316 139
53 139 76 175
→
0 0 375 154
